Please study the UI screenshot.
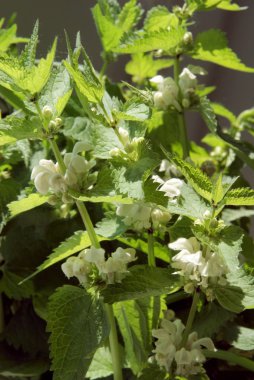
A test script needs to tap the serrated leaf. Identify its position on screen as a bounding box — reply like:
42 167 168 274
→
7 193 49 218
225 187 254 206
165 152 213 202
214 269 254 312
101 265 179 303
0 270 34 300
211 102 236 124
199 96 218 134
167 182 212 220
116 101 150 121
222 207 254 224
71 192 134 205
92 0 142 52
47 285 109 380
87 347 114 379
0 24 27 52
64 47 103 104
125 53 173 84
38 65 72 116
194 225 243 271
0 116 43 146
20 20 39 68
21 231 106 282
191 29 254 72
144 6 177 32
114 27 186 54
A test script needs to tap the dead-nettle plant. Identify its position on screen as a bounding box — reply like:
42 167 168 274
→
1 1 254 380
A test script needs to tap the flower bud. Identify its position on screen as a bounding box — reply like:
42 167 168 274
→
183 31 193 45
118 127 130 146
55 117 62 127
203 210 211 219
109 148 121 157
48 120 57 130
42 105 53 119
47 195 58 205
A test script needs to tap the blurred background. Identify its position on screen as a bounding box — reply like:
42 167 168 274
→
1 0 254 114
1 0 254 181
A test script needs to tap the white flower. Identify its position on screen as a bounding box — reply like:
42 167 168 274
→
151 208 171 227
116 203 151 231
159 178 183 199
152 316 215 376
169 237 229 293
31 159 66 194
61 256 91 284
179 68 197 97
150 75 181 111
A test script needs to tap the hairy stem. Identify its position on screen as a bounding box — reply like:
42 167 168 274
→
147 230 156 267
47 137 123 380
203 349 254 372
181 290 199 346
174 56 189 158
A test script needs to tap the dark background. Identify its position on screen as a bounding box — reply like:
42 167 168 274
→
1 0 254 115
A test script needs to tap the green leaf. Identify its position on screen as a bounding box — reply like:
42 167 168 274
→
222 207 254 224
7 193 49 218
214 269 254 313
92 0 142 52
114 297 162 374
117 237 170 263
70 191 133 205
144 6 177 32
193 303 234 338
0 24 27 53
211 102 236 124
101 265 179 303
224 324 254 351
0 116 43 146
125 53 173 83
199 96 218 134
64 46 103 104
47 285 109 380
87 347 114 380
217 1 247 11
191 29 254 72
114 27 186 54
95 216 127 238
194 225 243 271
38 65 72 116
115 101 151 121
21 231 106 283
224 187 254 206
20 20 39 68
166 152 213 202
167 182 212 220
0 270 34 300
169 216 193 241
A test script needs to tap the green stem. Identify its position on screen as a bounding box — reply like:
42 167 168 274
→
100 61 108 78
147 231 155 267
173 56 189 159
49 139 66 174
181 290 199 346
105 304 123 380
203 349 254 372
75 200 100 248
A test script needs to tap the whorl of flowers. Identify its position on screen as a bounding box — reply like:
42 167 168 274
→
152 311 215 376
31 141 96 202
169 236 229 299
61 246 136 285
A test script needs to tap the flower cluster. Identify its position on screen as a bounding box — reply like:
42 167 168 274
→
116 202 171 231
169 236 229 298
110 127 144 160
61 246 136 285
31 142 96 202
153 174 183 203
152 312 215 376
150 68 197 111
